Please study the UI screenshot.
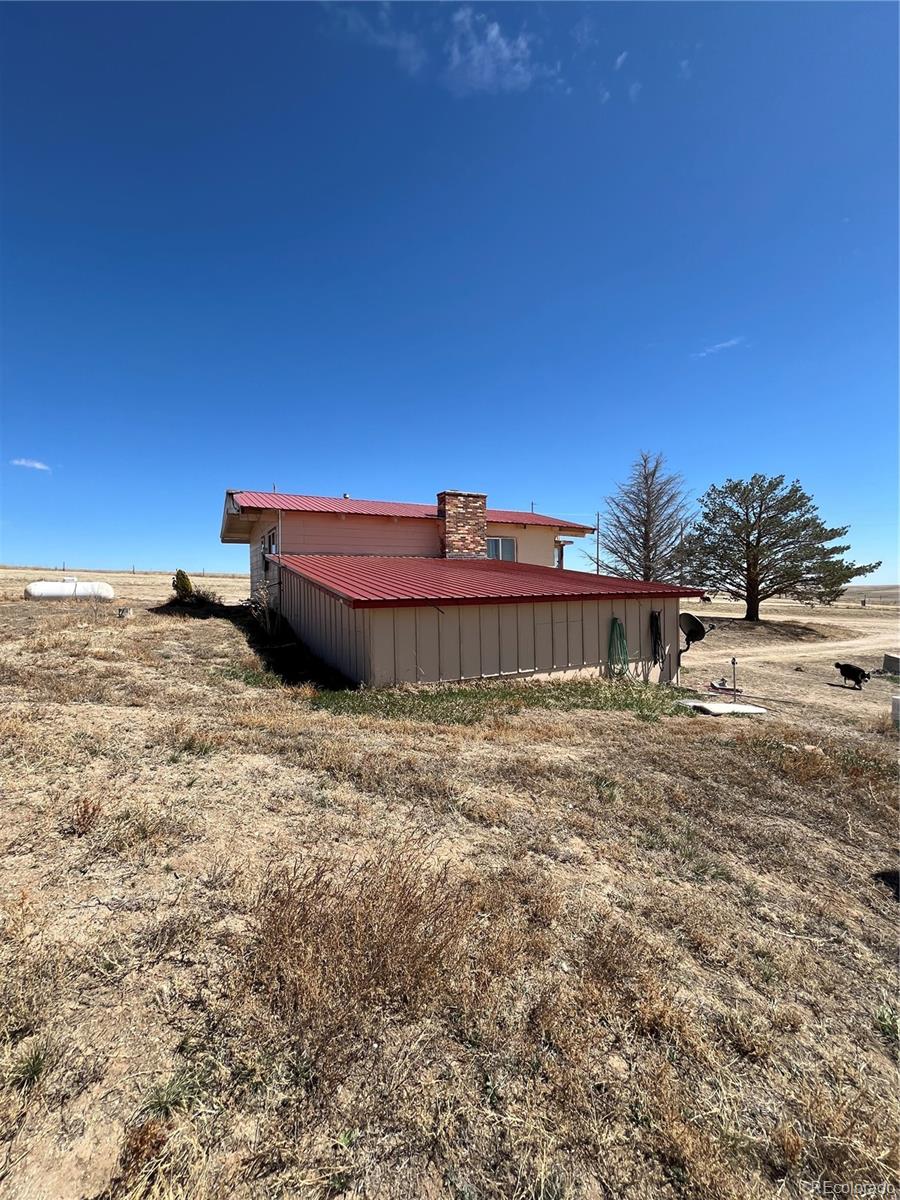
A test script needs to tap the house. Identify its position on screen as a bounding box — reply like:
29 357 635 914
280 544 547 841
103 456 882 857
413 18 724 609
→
220 488 702 686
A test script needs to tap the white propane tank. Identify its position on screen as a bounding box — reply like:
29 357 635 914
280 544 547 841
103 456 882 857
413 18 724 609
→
24 579 115 601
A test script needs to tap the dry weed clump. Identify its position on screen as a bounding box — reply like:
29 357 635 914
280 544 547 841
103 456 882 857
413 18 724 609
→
245 838 483 1074
68 793 104 837
78 798 195 860
155 718 227 760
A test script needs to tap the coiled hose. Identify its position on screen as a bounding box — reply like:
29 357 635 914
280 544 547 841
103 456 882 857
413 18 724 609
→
608 617 631 678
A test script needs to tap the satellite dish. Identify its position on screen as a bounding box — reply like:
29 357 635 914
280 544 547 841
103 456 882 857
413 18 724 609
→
679 612 707 647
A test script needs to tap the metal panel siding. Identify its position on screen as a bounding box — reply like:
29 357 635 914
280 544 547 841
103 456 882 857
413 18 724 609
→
499 606 518 674
666 598 679 683
566 601 583 667
439 606 461 682
368 609 395 686
595 600 612 675
517 604 535 669
479 606 500 678
277 569 373 684
582 600 599 665
551 603 568 670
415 608 441 683
276 560 685 687
393 609 418 683
628 600 643 667
534 603 553 672
459 607 481 679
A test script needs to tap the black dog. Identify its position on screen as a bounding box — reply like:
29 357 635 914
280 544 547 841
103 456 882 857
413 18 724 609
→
834 662 870 690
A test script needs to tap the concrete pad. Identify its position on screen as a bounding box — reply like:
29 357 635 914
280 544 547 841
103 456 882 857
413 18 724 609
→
677 699 768 716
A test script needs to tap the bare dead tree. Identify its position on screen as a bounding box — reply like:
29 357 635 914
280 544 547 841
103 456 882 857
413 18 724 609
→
584 451 691 582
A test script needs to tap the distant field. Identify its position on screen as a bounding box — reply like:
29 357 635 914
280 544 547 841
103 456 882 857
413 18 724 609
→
0 565 250 605
842 583 900 606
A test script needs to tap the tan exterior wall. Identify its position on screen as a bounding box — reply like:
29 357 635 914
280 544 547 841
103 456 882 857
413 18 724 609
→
279 512 441 557
365 595 681 686
276 561 681 687
280 566 368 681
486 523 559 567
249 518 280 600
248 514 570 592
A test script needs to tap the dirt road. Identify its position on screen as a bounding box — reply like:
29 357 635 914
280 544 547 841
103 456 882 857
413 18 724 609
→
681 598 899 730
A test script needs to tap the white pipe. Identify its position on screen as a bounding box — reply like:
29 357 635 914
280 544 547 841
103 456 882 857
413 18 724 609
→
25 580 115 601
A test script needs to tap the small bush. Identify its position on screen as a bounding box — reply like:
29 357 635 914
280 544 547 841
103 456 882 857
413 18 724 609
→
139 1069 203 1118
875 1003 899 1047
69 794 103 837
172 570 194 603
6 1039 52 1092
193 584 223 606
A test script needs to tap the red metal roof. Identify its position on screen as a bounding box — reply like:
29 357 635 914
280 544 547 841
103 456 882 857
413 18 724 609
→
272 554 703 609
231 491 592 532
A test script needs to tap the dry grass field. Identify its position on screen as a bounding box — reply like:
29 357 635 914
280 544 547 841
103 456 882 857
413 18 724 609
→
1 567 898 1200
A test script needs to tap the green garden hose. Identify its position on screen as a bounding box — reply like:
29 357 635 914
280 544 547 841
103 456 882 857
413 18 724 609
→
608 617 631 679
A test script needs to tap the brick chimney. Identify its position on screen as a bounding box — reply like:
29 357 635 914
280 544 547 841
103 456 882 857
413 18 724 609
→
437 490 488 558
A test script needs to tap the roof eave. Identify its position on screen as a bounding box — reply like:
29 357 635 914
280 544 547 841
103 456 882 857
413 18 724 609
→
220 490 259 544
347 588 703 610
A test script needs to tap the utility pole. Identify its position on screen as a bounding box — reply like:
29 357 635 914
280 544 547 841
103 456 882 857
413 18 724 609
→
595 511 600 575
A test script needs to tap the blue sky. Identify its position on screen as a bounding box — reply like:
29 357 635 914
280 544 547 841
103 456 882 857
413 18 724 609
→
1 2 897 580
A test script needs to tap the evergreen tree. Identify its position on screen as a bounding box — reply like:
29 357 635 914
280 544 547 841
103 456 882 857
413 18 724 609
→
683 474 880 620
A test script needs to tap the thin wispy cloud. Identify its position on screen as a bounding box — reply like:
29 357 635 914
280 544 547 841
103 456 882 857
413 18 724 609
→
571 15 597 53
692 336 746 360
628 81 642 102
332 3 427 76
678 59 692 80
334 4 558 97
444 7 557 96
614 51 628 71
11 458 51 471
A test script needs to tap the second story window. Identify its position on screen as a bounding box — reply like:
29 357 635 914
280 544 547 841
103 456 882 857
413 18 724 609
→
487 536 516 561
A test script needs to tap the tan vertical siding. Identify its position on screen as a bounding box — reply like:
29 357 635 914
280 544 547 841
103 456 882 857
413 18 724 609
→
459 607 481 680
517 604 536 668
480 606 500 677
277 562 684 688
415 608 440 682
393 609 417 683
278 568 374 683
499 607 518 675
534 603 553 673
439 607 461 681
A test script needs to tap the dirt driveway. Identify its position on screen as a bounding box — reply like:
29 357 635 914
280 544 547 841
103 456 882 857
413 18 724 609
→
680 597 899 732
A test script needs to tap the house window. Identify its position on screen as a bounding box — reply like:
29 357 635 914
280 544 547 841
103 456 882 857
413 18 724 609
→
265 527 278 554
487 537 516 561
